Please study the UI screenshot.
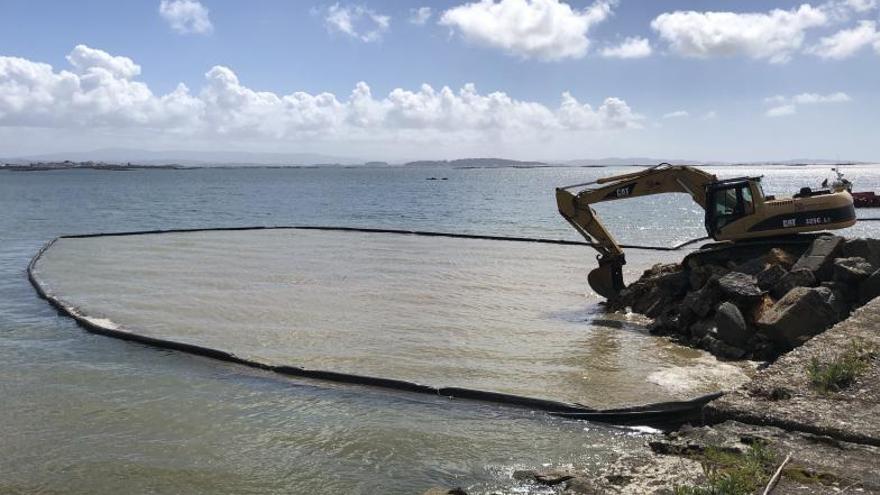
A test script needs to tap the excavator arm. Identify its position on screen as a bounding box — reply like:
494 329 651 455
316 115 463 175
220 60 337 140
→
556 164 716 299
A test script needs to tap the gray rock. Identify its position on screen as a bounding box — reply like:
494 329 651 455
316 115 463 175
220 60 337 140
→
820 281 853 319
841 237 880 267
615 268 686 315
647 311 680 335
832 256 875 284
699 334 746 359
688 319 717 340
859 268 880 304
762 247 797 270
655 269 689 295
422 489 467 495
512 470 537 481
756 264 787 291
631 286 664 315
757 286 839 349
770 268 816 299
791 235 844 281
563 477 598 495
732 257 765 276
688 264 729 291
534 469 576 485
715 302 752 347
682 281 720 318
716 272 763 305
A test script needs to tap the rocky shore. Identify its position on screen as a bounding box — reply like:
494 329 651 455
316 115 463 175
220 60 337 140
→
612 235 880 361
425 235 880 495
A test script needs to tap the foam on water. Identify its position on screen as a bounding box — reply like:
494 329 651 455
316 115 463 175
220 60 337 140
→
647 355 755 395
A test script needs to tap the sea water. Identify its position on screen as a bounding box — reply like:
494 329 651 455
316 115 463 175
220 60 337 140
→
3 164 879 494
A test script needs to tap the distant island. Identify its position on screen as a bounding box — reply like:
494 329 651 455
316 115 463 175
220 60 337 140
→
403 158 551 168
1 154 871 172
0 161 189 172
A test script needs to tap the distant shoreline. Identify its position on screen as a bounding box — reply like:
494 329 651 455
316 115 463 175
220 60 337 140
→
0 160 868 172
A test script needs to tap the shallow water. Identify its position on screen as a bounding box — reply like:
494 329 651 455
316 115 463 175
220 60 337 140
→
33 229 751 407
3 164 880 494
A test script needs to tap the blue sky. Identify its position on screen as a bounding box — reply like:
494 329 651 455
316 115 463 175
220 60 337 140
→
0 0 878 161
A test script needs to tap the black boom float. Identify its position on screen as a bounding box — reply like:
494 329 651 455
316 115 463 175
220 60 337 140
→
29 225 722 430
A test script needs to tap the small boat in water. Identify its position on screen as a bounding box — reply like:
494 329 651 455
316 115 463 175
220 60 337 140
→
820 167 880 207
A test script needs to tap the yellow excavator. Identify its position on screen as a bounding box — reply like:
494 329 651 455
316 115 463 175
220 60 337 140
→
556 163 856 299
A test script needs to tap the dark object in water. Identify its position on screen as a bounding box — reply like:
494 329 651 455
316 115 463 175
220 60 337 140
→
852 191 880 208
550 392 723 430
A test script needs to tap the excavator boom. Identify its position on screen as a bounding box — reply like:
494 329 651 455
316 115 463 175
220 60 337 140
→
557 163 856 300
556 164 715 299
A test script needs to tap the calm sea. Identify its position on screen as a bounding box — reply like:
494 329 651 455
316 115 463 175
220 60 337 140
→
3 164 879 494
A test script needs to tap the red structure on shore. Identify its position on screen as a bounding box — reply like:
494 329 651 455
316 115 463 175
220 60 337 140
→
853 191 880 208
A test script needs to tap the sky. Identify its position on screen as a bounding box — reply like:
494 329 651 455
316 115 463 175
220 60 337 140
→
0 0 878 162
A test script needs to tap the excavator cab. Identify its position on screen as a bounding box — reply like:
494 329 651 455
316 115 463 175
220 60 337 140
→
704 178 760 240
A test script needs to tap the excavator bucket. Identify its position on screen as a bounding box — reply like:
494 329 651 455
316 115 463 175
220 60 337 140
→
588 260 625 300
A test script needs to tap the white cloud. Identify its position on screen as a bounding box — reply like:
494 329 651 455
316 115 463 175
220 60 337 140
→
807 20 880 59
159 0 213 35
0 45 642 144
0 47 200 129
820 0 878 22
766 104 797 117
701 111 717 120
846 0 877 11
651 4 828 63
845 0 877 11
763 91 851 117
325 3 391 43
409 7 432 25
763 95 787 104
600 37 652 59
793 91 852 103
439 0 614 61
662 110 688 119
66 44 141 79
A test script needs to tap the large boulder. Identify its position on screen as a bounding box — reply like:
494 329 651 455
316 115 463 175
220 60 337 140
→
770 268 816 299
611 264 685 313
716 272 763 305
730 257 765 276
762 248 796 270
715 302 752 348
681 280 720 319
757 286 839 349
832 256 875 284
688 264 729 291
749 293 776 325
688 319 716 340
756 264 787 291
791 235 844 281
858 268 880 304
647 310 680 335
820 281 853 319
841 237 880 267
698 334 746 359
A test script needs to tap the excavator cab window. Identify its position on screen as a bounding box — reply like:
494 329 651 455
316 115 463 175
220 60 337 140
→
706 181 755 237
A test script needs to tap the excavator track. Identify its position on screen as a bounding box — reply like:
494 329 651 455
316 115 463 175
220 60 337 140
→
681 233 827 270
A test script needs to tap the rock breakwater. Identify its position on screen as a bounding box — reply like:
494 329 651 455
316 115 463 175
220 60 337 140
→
611 235 880 360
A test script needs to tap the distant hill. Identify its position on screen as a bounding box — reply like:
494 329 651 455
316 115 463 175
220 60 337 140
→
3 149 871 169
4 148 362 166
